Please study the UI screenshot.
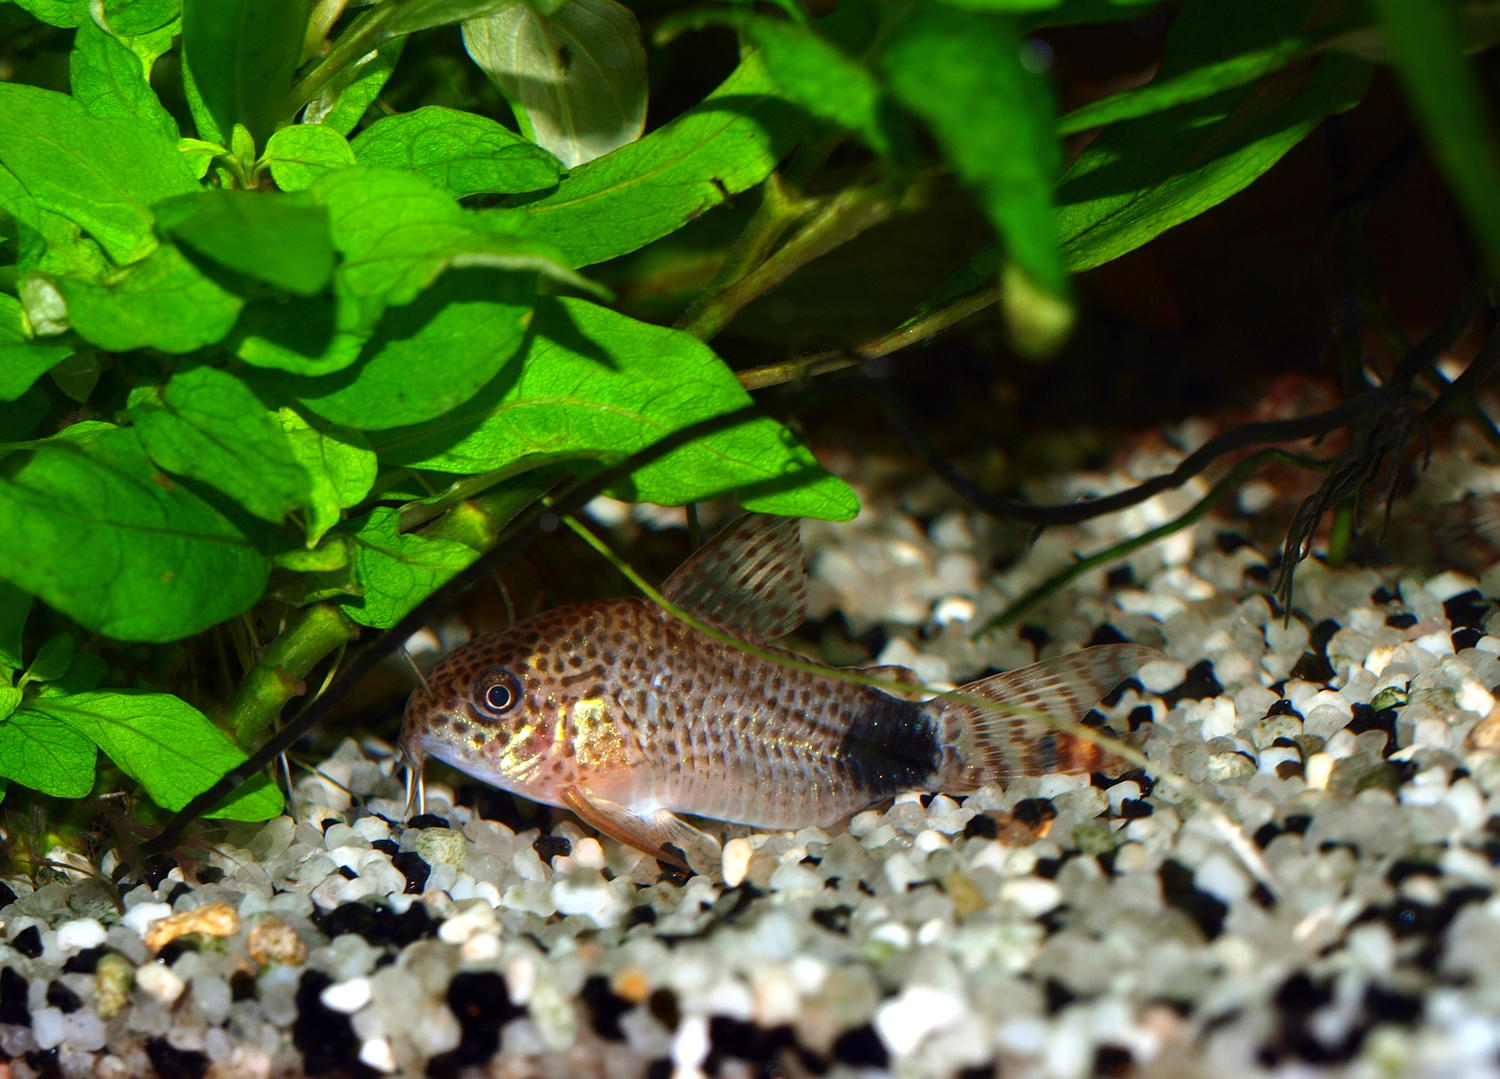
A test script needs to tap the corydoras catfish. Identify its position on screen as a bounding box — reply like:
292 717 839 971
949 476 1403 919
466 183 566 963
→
400 514 1156 871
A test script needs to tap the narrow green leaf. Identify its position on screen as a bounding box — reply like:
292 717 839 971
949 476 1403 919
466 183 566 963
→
0 84 198 264
262 124 358 192
29 690 282 819
70 16 180 140
337 506 478 628
181 0 311 147
463 0 646 168
303 38 405 136
177 136 223 180
257 267 536 429
0 293 74 402
1057 54 1370 272
129 366 311 523
881 5 1067 330
523 51 811 267
351 106 562 198
50 242 244 353
375 297 860 520
0 709 95 797
0 425 270 642
154 189 336 296
1369 0 1500 284
0 580 31 675
273 409 377 545
383 0 524 37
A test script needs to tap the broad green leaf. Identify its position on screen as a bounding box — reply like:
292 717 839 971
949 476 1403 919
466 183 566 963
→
523 51 811 267
236 167 588 376
0 709 94 797
273 409 377 544
50 242 244 353
303 39 405 136
154 189 336 296
0 293 74 402
0 580 31 675
337 506 478 628
375 297 860 520
0 689 19 724
382 0 526 37
28 690 282 819
0 165 109 280
0 425 269 642
69 16 179 140
129 366 310 522
739 15 897 156
881 6 1067 352
262 124 358 192
463 0 646 169
99 0 179 36
1056 11 1371 273
258 267 536 429
351 106 562 198
23 633 73 685
0 84 198 264
12 0 87 27
181 0 311 147
1370 0 1500 283
177 137 223 180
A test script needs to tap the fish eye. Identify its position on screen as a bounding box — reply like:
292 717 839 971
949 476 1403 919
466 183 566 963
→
471 667 523 720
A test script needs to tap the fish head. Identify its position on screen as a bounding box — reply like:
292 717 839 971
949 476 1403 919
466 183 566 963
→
399 603 632 805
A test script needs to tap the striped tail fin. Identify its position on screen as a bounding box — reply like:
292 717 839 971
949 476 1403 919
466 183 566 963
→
935 644 1159 789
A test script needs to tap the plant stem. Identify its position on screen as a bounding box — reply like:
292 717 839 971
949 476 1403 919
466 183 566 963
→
226 604 358 748
282 4 393 124
676 179 898 342
737 285 1000 391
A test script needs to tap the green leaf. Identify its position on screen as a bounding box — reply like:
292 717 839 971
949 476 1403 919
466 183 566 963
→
69 16 180 140
0 84 198 264
24 632 74 685
12 0 88 28
256 267 536 429
0 165 110 280
0 425 270 642
881 5 1068 350
351 106 562 198
1369 0 1500 284
273 409 377 544
0 580 31 675
738 15 897 156
337 506 478 628
382 0 527 37
303 38 405 136
49 242 244 353
0 709 95 797
0 689 20 724
0 293 74 402
99 0 180 36
375 297 860 520
1056 7 1371 273
462 0 646 169
181 0 311 147
177 136 223 180
28 690 283 818
523 51 811 267
129 366 311 523
236 167 589 376
262 124 358 192
154 189 336 296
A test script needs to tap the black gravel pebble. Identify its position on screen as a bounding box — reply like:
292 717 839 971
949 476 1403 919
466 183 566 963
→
1268 698 1302 718
1013 798 1057 829
194 866 225 885
1162 659 1224 705
1160 859 1227 940
155 939 195 967
812 904 853 934
292 970 375 1079
337 865 359 881
0 882 15 910
1291 620 1340 684
1043 978 1078 1013
1087 623 1128 647
1347 704 1399 752
320 818 341 833
1385 612 1418 629
372 839 400 857
45 979 80 1014
23 1049 60 1079
625 904 658 928
165 882 191 906
1127 704 1154 731
533 834 572 862
1 965 31 1025
1444 589 1489 629
1019 623 1052 652
61 946 105 974
12 925 42 959
314 900 437 948
145 1035 208 1079
831 1023 889 1068
1453 625 1484 650
428 971 522 1077
1118 798 1154 818
407 814 449 830
963 813 999 840
580 974 630 1040
391 850 431 894
230 969 256 1002
1094 1044 1133 1076
648 988 680 1030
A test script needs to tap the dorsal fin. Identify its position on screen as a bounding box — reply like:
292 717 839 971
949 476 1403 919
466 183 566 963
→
661 514 806 641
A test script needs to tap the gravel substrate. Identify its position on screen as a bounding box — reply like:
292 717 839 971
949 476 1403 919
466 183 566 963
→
7 433 1500 1079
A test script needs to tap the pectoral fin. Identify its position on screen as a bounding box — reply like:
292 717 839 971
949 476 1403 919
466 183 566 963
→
561 786 721 874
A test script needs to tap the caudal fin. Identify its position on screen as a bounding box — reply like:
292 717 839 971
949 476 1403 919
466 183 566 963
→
937 643 1159 788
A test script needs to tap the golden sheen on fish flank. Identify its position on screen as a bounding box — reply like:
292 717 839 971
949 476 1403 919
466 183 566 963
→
400 513 1158 870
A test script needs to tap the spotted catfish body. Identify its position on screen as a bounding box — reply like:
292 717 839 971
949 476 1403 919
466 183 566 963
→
400 515 1156 870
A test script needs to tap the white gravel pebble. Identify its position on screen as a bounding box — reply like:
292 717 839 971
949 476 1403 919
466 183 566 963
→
134 962 185 1004
53 917 107 951
320 977 373 1014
